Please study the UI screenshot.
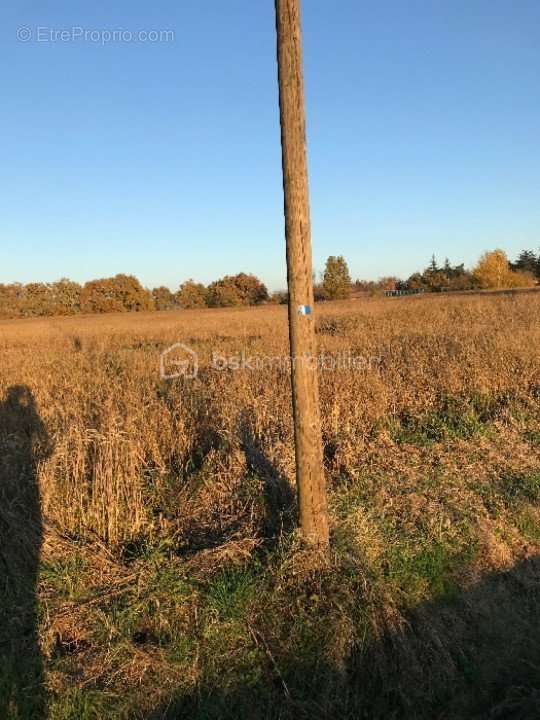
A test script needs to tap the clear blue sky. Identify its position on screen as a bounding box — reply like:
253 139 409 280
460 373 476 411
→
1 1 539 290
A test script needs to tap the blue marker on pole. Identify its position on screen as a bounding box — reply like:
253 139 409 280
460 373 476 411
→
298 304 312 316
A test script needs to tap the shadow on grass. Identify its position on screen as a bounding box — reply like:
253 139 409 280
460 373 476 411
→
142 408 296 561
0 386 52 719
147 555 540 720
239 412 295 545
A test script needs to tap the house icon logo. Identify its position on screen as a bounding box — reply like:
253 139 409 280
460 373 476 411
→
160 343 199 380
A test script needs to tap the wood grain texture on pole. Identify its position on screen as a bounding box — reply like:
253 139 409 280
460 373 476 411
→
275 0 329 546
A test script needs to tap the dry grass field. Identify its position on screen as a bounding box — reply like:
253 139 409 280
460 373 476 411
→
2 293 540 719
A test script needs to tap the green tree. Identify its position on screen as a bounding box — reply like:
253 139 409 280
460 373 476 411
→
322 256 352 300
513 250 538 278
422 255 448 292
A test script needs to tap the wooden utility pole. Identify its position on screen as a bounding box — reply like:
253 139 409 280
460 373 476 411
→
275 0 329 546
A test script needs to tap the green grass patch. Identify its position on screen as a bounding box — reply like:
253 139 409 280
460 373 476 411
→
166 634 197 666
516 507 540 542
203 565 261 623
40 555 88 601
523 430 540 446
503 472 540 505
387 393 510 445
382 538 476 603
480 471 540 517
49 688 121 720
96 559 196 649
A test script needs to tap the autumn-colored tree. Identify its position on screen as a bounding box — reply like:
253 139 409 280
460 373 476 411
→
51 279 82 315
352 279 374 293
378 276 399 292
81 279 125 314
176 280 208 309
0 283 24 318
472 250 538 290
428 270 451 292
206 281 242 307
402 257 473 293
228 273 269 305
473 250 510 289
113 274 154 311
313 283 328 301
206 273 268 307
81 275 153 314
269 290 288 304
506 270 536 288
422 256 449 292
0 279 80 318
322 256 352 299
19 283 55 317
406 273 425 290
447 272 474 291
152 286 176 311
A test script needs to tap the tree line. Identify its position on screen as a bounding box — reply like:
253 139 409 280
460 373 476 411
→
350 248 540 298
0 272 270 319
1 248 537 319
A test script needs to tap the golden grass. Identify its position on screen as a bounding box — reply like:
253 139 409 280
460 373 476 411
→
2 293 540 718
2 294 538 542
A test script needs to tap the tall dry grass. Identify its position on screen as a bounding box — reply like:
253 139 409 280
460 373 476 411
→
2 293 540 718
1 294 539 547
